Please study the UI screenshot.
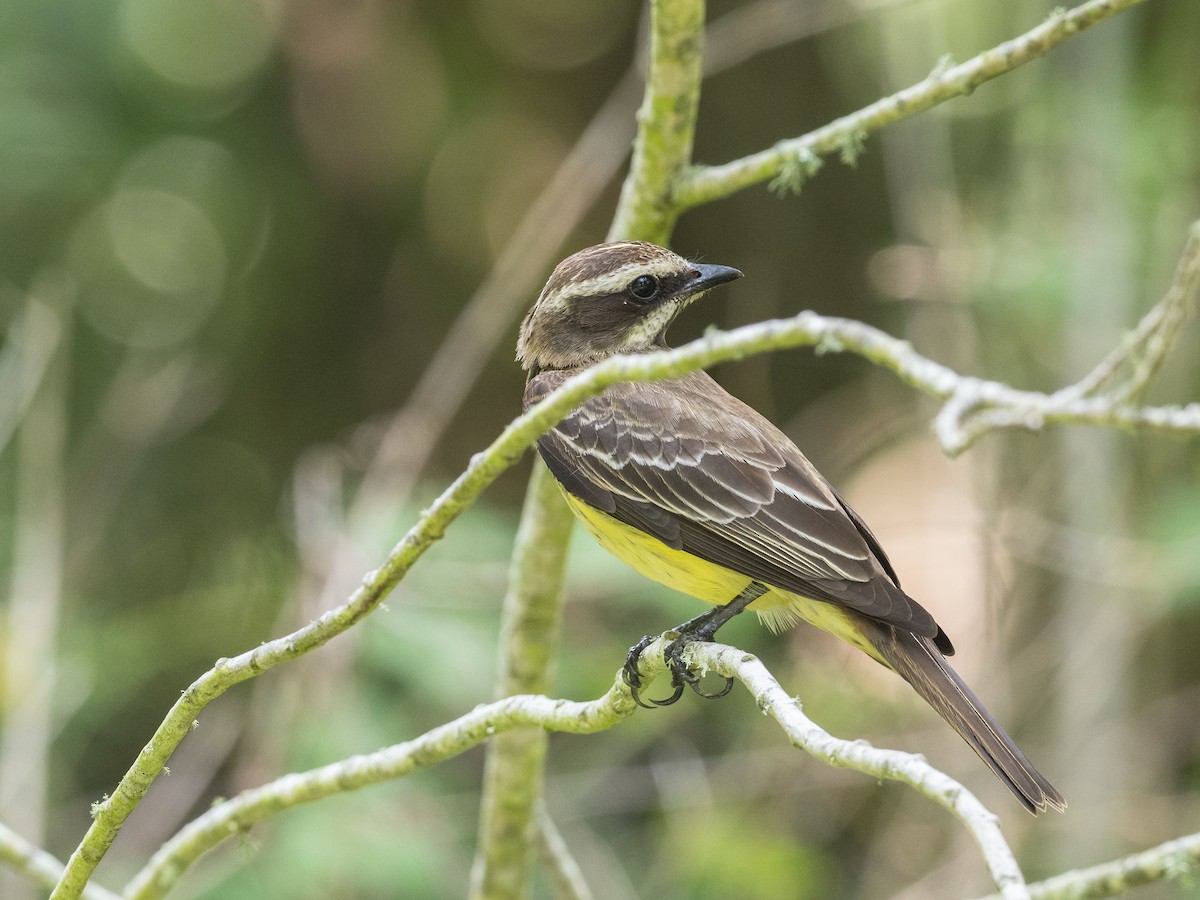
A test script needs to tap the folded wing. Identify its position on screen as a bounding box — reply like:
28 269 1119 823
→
528 370 951 650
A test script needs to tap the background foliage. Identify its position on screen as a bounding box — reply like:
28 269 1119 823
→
1 0 1198 897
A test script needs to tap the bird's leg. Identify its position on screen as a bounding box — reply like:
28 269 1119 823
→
623 582 768 708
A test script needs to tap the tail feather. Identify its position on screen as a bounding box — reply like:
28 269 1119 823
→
861 619 1065 815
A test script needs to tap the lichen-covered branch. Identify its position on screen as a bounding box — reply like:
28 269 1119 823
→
123 688 638 900
974 830 1200 900
0 821 117 900
607 0 706 244
672 0 1152 210
122 641 1030 900
469 465 578 899
471 0 711 893
672 642 1032 900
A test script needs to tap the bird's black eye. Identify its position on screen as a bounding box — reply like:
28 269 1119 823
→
627 274 660 303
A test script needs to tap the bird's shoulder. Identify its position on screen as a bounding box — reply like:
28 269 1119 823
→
529 368 801 473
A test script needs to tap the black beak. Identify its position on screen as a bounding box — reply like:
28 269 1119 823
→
685 262 743 296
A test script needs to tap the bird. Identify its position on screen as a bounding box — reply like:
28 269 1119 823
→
516 240 1064 814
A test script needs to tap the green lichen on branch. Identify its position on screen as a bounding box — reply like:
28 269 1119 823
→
472 1 710 896
673 0 1152 210
608 0 707 244
469 465 577 899
974 830 1200 900
767 146 823 196
124 641 1033 900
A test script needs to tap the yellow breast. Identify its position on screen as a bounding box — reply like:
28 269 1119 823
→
561 488 886 661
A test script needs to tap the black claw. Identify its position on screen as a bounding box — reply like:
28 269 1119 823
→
623 635 654 683
623 635 684 708
622 583 767 709
647 681 687 707
689 675 735 700
667 637 734 700
621 626 730 708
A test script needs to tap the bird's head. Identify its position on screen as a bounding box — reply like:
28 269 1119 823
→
516 241 742 371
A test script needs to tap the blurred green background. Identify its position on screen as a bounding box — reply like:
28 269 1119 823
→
2 0 1199 897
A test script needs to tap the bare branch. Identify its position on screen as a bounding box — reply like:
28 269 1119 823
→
673 0 1152 210
1068 220 1200 401
534 802 594 900
471 0 711 892
673 642 1032 900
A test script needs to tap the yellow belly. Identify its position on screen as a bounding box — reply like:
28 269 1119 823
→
563 491 884 661
566 493 754 603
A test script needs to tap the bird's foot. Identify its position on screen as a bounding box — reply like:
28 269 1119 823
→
621 627 735 709
622 585 765 708
622 635 683 708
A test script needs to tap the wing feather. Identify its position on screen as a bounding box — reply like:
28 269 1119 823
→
527 369 943 639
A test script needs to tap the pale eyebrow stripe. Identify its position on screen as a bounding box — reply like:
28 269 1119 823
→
553 258 688 301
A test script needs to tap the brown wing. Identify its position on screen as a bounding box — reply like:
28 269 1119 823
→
527 369 951 649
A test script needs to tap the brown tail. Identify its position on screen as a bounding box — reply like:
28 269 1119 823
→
859 618 1065 814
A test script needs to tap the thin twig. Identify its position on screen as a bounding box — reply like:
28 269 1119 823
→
534 801 595 900
1069 220 1200 401
123 687 638 900
674 642 1031 900
673 0 1152 210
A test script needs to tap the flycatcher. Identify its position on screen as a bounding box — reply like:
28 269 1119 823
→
517 240 1064 814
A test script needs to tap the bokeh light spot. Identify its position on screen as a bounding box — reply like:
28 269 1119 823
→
474 0 631 70
71 187 226 348
108 188 219 295
118 0 279 93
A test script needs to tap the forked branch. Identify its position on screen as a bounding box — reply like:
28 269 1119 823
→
673 0 1152 209
124 641 1030 900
